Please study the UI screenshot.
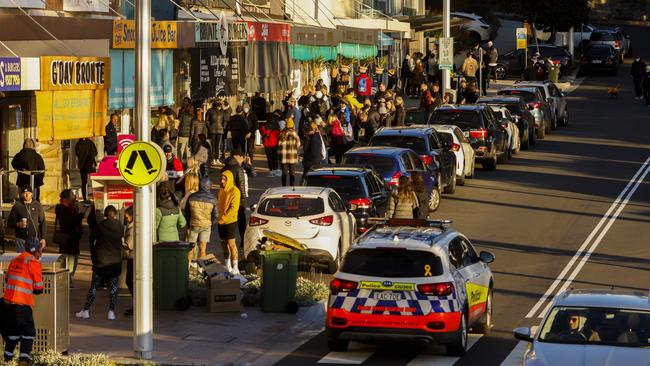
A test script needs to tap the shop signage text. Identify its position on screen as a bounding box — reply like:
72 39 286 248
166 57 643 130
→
0 57 21 91
195 21 249 44
41 56 110 91
247 21 290 43
113 20 178 49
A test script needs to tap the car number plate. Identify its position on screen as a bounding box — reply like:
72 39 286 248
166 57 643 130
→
591 60 602 64
374 292 403 301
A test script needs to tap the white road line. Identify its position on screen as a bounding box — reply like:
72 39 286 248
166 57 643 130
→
537 160 650 317
499 341 528 366
406 334 483 366
317 342 376 364
525 155 650 318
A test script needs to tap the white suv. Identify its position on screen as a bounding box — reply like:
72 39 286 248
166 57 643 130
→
452 12 491 43
244 187 357 273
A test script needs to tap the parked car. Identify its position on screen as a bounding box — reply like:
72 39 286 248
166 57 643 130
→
486 105 520 157
303 166 389 234
369 126 458 194
452 12 491 43
495 45 573 79
497 87 553 139
514 80 569 128
589 28 628 62
342 147 442 211
431 125 476 186
477 96 535 150
430 105 509 171
514 289 650 366
244 187 356 273
535 23 595 51
580 44 619 75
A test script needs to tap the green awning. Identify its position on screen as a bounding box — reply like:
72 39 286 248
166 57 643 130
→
337 43 378 59
289 44 337 61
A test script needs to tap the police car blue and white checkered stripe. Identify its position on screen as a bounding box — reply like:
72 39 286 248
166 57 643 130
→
329 289 458 316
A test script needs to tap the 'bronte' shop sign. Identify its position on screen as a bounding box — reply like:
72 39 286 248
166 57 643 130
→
40 56 110 91
113 20 178 49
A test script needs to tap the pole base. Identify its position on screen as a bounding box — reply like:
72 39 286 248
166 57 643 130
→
135 351 153 360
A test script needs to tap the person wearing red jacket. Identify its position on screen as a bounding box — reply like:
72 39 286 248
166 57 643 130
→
260 110 281 177
355 67 372 103
2 237 44 365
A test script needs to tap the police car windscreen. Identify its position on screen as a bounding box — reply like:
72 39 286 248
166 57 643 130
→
304 176 365 201
430 110 481 130
341 249 443 278
258 197 325 217
342 155 396 176
370 136 427 155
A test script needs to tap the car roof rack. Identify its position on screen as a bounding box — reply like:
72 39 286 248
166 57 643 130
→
366 218 453 230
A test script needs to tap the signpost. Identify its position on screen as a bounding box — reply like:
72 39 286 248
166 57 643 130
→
516 27 528 69
441 0 451 96
117 141 165 187
438 37 454 71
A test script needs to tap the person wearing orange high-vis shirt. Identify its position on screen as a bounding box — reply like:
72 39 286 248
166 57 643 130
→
3 237 43 365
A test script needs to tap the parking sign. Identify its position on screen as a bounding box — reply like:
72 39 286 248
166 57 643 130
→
438 37 454 70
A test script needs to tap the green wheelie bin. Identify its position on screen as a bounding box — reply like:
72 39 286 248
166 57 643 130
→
153 241 193 310
260 250 301 313
549 65 560 83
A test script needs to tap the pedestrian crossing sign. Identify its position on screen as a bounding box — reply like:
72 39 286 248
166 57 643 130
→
117 141 166 187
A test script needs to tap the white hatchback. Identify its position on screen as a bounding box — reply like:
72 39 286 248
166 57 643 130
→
432 125 475 186
244 187 357 273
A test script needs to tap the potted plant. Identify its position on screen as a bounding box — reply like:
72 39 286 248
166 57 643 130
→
340 56 352 73
375 56 388 75
310 56 325 80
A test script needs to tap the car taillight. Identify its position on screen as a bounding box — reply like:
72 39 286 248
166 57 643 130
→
469 128 487 140
249 216 268 226
606 58 614 64
348 198 372 210
451 143 461 152
330 278 358 292
418 282 454 296
615 40 621 48
528 102 541 109
388 171 401 187
420 155 433 166
309 215 333 226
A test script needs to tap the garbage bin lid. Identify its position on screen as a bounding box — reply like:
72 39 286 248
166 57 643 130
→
154 241 195 250
0 253 66 271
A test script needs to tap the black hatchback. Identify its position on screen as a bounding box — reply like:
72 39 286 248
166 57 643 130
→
303 166 389 234
580 45 618 75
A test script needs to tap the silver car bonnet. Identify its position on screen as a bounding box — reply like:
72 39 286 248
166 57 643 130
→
531 342 650 366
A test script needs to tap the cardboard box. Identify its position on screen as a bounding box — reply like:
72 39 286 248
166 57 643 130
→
197 254 228 278
207 278 242 313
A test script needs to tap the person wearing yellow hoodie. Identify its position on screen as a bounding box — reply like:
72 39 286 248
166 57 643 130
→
217 170 241 274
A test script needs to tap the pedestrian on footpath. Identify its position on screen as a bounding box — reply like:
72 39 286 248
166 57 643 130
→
184 176 217 260
177 105 194 162
11 138 45 201
260 111 281 177
76 205 123 321
302 122 327 183
2 237 44 365
278 118 301 187
243 104 259 164
191 107 209 143
486 41 499 83
54 189 85 287
179 171 199 212
394 96 406 127
217 170 241 275
221 149 248 244
104 113 119 155
156 185 186 242
228 106 250 154
75 137 97 201
207 101 225 167
643 65 650 106
631 57 647 100
251 91 267 121
387 176 419 219
7 186 46 253
462 52 479 85
122 206 134 316
163 144 184 195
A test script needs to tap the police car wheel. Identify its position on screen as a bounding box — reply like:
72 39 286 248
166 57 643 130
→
474 290 492 335
446 312 468 356
327 339 349 352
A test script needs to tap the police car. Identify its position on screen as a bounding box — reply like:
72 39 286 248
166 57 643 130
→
326 219 495 356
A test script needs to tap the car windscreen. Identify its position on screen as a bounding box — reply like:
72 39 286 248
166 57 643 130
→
342 155 396 176
503 104 523 116
258 197 324 217
304 175 366 201
541 47 567 57
586 47 614 57
370 135 428 154
498 90 537 103
437 131 454 145
430 110 482 130
539 306 650 347
590 32 616 41
341 248 444 277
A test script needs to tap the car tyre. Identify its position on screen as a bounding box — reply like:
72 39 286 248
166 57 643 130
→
328 241 343 274
473 289 493 335
444 173 456 194
467 160 475 178
482 155 497 171
446 312 468 356
328 339 349 352
428 181 441 212
530 127 537 145
457 174 465 186
494 65 507 80
561 108 569 127
537 124 546 139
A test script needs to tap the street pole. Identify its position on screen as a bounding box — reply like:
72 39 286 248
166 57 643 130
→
568 26 574 58
441 0 450 97
134 0 153 359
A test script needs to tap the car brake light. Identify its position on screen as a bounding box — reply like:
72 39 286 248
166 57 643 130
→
451 143 461 152
388 171 401 187
248 216 269 226
469 128 487 140
418 282 454 296
321 175 341 179
330 278 358 292
282 194 302 198
528 102 541 109
420 155 433 166
615 40 621 48
309 215 333 226
606 58 614 64
348 197 372 210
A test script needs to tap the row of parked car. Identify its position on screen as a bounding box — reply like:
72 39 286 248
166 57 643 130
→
243 79 570 274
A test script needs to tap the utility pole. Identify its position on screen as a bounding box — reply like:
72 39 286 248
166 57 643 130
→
134 0 153 359
442 0 451 96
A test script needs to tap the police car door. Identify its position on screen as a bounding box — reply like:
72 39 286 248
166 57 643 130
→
449 237 490 325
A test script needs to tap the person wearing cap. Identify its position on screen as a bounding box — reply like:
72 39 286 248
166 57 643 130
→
7 186 46 253
3 237 43 365
11 139 45 201
163 144 184 194
278 118 301 186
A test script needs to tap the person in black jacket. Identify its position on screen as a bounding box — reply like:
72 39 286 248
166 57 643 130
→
54 189 85 286
7 186 46 253
643 65 650 106
177 105 194 162
243 104 259 164
227 106 250 154
394 97 406 126
104 113 119 155
207 101 225 167
631 57 647 100
76 205 123 321
75 138 98 201
301 122 326 183
11 138 45 201
251 91 267 121
221 149 248 244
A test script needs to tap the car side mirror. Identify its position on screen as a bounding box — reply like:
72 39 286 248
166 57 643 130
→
250 203 258 212
514 327 533 342
560 92 566 97
479 250 495 263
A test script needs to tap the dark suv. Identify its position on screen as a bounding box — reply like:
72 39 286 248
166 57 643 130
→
303 167 389 234
368 126 458 194
477 96 536 149
430 105 508 171
497 87 552 139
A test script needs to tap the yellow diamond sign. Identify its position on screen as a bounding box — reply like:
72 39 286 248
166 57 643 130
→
118 141 166 187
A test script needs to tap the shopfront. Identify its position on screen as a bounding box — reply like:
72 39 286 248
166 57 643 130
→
289 25 338 92
244 21 292 96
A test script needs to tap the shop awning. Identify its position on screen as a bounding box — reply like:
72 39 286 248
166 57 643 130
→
377 32 395 47
337 43 377 59
289 44 337 62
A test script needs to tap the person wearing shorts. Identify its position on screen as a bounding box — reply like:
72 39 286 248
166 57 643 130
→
217 170 241 274
184 176 217 260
